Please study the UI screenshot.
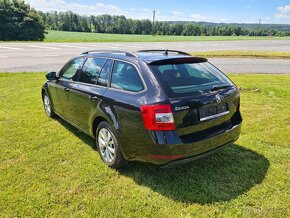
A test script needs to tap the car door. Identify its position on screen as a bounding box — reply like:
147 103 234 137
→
48 57 85 117
67 57 112 133
103 60 146 158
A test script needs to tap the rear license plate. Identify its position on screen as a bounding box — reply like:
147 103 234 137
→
199 103 229 121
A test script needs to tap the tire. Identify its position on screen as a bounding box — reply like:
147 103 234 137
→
96 121 127 168
43 92 57 118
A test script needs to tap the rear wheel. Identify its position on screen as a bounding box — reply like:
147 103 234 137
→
96 121 127 168
43 92 56 118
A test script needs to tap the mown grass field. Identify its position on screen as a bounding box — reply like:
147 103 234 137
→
0 73 289 217
43 30 290 42
190 51 290 59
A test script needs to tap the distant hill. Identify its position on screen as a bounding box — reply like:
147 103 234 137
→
168 21 290 32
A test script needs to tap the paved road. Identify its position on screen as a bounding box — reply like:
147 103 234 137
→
0 40 289 74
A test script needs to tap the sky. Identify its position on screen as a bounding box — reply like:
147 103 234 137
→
26 0 290 24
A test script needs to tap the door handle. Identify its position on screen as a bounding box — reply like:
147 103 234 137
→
64 87 70 92
89 96 98 101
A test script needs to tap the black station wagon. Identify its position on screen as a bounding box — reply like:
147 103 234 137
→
42 50 242 168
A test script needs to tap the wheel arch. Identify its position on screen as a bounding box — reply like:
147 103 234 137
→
41 83 49 100
92 116 108 138
41 88 46 100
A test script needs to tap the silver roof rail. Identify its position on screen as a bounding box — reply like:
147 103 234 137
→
137 49 191 56
81 50 137 57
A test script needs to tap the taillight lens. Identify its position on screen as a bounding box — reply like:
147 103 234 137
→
140 104 175 130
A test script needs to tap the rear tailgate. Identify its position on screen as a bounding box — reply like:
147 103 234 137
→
170 87 240 138
149 58 242 141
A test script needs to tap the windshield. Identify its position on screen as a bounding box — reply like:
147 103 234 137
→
150 62 233 97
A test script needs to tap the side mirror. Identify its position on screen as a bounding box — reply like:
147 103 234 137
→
46 72 58 81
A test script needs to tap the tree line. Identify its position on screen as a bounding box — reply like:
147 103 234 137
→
1 0 289 41
40 11 290 37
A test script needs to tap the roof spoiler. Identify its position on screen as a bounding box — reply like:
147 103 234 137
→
148 57 208 65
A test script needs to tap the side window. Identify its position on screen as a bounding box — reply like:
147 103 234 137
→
97 59 112 87
78 58 106 84
111 61 144 92
60 58 84 80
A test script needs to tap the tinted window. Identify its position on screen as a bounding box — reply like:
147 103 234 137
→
111 61 144 92
150 62 233 97
78 58 106 84
97 59 112 87
60 58 84 80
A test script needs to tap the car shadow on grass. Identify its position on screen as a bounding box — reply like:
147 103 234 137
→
57 118 96 149
119 144 269 204
57 119 269 205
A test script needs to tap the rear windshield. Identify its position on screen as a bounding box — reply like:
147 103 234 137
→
150 62 233 97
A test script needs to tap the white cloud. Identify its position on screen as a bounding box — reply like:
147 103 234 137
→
171 11 184 17
25 0 212 22
190 13 208 21
27 1 158 20
277 5 290 13
26 0 124 15
275 4 290 19
218 18 227 23
275 13 289 19
240 20 256 24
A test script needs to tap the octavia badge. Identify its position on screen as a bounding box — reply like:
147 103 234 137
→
216 94 222 103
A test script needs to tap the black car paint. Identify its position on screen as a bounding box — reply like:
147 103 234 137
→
42 52 242 166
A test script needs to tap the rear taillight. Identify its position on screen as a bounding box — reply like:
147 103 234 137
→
140 104 175 130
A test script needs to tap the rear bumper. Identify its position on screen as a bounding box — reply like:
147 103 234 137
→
160 140 232 168
135 122 241 166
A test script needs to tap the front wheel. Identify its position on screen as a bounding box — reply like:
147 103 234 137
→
96 121 127 168
43 92 56 118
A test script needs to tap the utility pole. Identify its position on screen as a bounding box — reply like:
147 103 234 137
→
258 19 262 30
152 10 156 35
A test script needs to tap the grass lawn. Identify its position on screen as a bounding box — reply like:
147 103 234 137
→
43 30 290 42
190 51 290 59
0 73 289 217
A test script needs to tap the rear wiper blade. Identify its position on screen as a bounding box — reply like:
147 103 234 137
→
211 85 233 91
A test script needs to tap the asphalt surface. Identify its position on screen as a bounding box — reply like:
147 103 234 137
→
0 40 289 74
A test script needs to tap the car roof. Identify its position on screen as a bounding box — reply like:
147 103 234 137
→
136 52 207 64
79 50 208 64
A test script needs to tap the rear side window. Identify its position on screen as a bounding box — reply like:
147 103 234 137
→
78 58 106 84
97 59 112 87
150 62 233 97
60 58 84 80
111 61 144 92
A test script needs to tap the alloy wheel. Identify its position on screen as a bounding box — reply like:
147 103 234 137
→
98 128 116 163
44 95 51 116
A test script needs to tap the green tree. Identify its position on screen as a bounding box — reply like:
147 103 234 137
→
171 23 183 35
81 17 90 32
36 10 290 37
131 20 142 34
182 23 198 36
0 0 45 40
